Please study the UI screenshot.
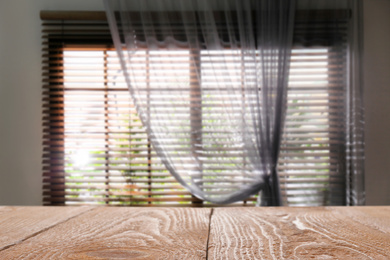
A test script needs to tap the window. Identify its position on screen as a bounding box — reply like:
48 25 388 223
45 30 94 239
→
42 13 347 206
280 47 346 206
44 47 203 206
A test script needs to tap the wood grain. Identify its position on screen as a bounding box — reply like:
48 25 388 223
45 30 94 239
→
0 206 91 251
208 207 390 259
0 207 211 259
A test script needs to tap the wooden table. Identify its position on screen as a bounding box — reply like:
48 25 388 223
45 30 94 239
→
0 206 389 259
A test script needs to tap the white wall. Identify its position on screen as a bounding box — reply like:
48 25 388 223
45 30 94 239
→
0 0 389 205
0 0 104 205
363 0 390 205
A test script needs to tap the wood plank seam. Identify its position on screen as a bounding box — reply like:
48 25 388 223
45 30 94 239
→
0 207 95 253
206 208 214 260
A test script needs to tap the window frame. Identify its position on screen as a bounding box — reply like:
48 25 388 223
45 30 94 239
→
42 11 348 206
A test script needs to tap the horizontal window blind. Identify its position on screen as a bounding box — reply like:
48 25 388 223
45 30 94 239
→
42 20 256 206
279 47 346 206
42 14 347 206
279 20 347 206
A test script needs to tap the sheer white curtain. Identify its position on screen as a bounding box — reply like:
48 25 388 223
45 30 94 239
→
104 0 295 205
104 0 365 206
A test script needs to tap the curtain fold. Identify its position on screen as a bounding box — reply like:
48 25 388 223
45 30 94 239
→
346 0 365 205
104 0 295 205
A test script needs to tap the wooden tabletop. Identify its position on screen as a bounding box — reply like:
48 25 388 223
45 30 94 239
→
0 206 389 259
